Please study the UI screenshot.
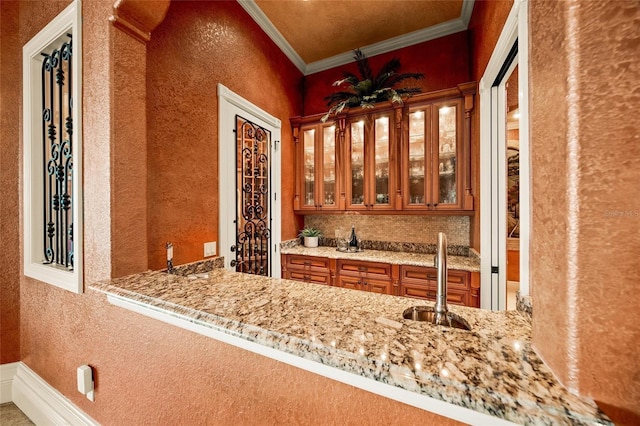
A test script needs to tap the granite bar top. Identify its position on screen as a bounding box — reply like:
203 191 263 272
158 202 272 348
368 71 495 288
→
91 267 610 425
280 245 481 272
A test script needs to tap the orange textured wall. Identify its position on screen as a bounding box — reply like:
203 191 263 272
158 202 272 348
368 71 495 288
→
467 0 513 250
146 0 303 270
0 0 22 364
11 1 460 423
20 284 460 425
303 31 470 116
530 0 640 421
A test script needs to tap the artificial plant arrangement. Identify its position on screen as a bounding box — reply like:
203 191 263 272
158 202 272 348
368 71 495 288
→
298 227 323 248
321 49 425 122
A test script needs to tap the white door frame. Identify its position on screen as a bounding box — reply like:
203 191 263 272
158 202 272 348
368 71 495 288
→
480 0 530 310
218 84 282 278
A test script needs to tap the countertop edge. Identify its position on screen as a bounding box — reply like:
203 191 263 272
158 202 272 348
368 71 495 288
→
97 287 517 426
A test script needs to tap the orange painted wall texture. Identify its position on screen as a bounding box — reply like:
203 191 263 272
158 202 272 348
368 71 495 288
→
0 0 23 364
146 1 303 270
4 0 458 423
5 0 638 423
303 31 471 116
529 0 640 421
467 0 514 250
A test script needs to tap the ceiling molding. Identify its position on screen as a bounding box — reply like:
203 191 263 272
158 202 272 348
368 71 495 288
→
237 0 307 74
305 17 469 75
238 0 476 76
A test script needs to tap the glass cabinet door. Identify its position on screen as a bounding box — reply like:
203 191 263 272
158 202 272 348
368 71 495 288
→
373 115 391 207
349 120 365 207
302 128 316 208
321 124 337 208
407 108 428 207
433 101 462 209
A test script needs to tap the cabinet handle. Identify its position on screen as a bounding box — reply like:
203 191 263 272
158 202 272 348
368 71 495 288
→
303 261 311 266
358 266 367 272
427 291 436 297
303 275 310 281
433 203 438 207
426 203 431 207
426 275 436 280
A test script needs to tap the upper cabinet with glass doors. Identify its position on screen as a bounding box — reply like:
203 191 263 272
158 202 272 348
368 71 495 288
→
402 83 475 212
291 82 475 214
346 111 397 211
292 118 342 212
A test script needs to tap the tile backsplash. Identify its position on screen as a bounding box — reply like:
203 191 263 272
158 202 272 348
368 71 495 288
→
304 215 470 247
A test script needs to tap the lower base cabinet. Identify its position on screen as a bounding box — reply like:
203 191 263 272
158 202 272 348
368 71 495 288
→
399 265 479 308
281 254 479 308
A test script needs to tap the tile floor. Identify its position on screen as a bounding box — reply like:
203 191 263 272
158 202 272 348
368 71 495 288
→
0 403 33 426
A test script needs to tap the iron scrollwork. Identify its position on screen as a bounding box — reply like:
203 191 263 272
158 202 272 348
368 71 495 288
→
234 116 271 276
42 34 74 270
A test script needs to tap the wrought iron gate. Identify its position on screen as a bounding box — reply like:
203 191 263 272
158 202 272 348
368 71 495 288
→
230 116 271 276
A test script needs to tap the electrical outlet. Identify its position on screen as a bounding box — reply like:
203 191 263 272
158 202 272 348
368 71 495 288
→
204 242 216 257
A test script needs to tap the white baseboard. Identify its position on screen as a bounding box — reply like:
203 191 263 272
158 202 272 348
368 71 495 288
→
1 362 99 425
0 362 19 403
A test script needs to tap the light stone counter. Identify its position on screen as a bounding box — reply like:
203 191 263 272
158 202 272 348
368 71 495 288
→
91 268 611 425
280 245 480 272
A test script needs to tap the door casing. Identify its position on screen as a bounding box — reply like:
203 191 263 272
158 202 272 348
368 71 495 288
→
218 84 282 278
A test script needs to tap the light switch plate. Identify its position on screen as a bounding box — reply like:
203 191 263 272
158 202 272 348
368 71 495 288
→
204 242 216 257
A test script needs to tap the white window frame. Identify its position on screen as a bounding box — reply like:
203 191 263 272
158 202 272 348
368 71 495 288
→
23 1 83 293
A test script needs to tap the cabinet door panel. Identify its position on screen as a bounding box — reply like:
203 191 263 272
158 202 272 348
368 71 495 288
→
321 125 337 208
446 269 470 290
366 278 392 295
337 275 364 291
348 120 366 208
302 128 316 209
432 100 464 211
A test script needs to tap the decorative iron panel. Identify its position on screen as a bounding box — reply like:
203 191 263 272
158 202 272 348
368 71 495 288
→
41 34 74 269
230 116 271 276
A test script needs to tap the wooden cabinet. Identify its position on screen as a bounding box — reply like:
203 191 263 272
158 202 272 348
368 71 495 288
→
344 110 399 211
282 254 478 308
282 254 333 286
336 259 396 295
291 83 476 214
292 119 342 212
399 265 479 308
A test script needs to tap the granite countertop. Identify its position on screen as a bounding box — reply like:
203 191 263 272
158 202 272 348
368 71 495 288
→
280 245 481 272
91 267 610 425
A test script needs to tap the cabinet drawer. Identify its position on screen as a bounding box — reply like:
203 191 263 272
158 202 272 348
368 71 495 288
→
399 282 437 300
400 265 469 290
286 255 330 271
286 270 331 286
399 282 468 306
401 265 437 282
337 260 391 277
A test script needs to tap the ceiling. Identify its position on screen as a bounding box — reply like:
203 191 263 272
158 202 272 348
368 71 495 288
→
239 0 476 75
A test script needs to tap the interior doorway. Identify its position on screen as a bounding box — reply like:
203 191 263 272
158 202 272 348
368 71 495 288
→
480 0 530 310
218 84 282 278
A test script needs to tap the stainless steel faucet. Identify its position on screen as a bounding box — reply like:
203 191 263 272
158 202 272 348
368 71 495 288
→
433 232 449 325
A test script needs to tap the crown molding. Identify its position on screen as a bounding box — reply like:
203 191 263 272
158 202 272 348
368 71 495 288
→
238 0 475 76
305 17 468 75
237 0 307 74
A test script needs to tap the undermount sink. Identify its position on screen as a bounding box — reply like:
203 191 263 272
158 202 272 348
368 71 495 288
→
403 306 471 331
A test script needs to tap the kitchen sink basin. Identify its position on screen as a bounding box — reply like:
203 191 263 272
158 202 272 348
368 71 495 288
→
403 306 471 331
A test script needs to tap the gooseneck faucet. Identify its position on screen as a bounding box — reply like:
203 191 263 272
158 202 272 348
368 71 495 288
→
434 232 449 325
